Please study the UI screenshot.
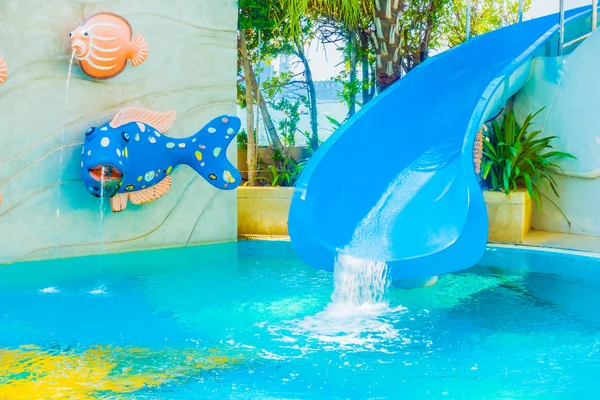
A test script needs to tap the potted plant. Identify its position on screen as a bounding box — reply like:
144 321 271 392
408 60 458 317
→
237 149 308 237
479 108 575 243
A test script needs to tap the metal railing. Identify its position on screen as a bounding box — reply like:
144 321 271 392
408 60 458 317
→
558 0 599 55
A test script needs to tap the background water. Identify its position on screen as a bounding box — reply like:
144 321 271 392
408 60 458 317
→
1 241 600 398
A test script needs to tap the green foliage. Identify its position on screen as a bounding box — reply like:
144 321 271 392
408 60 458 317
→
273 97 301 148
262 71 296 98
481 108 576 212
300 130 323 149
443 0 532 47
333 70 361 111
237 0 288 110
326 115 342 128
394 0 451 59
250 150 308 187
237 1 320 151
281 1 526 86
280 0 372 34
262 72 307 149
332 30 361 112
238 0 281 38
237 129 248 151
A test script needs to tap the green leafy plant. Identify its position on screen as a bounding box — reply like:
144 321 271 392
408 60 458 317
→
481 108 576 215
271 96 301 149
326 115 343 128
237 129 248 151
247 151 307 187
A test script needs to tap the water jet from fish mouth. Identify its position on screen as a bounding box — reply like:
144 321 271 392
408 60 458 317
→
89 165 123 182
53 49 76 259
71 41 85 57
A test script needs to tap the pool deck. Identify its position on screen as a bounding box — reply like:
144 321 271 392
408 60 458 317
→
238 234 291 241
519 230 600 254
239 231 600 256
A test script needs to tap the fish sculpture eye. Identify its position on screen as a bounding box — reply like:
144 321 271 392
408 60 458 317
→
86 127 95 136
68 32 73 38
121 131 130 142
83 31 90 37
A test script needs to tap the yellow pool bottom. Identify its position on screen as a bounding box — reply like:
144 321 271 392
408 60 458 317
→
0 344 243 399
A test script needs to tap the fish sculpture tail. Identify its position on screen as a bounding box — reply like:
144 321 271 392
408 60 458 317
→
0 57 7 85
129 33 148 67
184 115 242 190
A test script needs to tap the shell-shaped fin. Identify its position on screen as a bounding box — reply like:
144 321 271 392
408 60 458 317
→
110 193 128 213
110 107 176 133
0 57 7 85
129 176 172 205
129 33 148 67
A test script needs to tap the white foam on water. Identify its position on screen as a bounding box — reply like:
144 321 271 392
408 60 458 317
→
40 287 60 294
278 239 406 350
289 301 406 348
271 165 439 349
89 285 107 295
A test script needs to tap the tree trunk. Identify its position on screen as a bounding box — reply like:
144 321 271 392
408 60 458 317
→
373 0 404 92
295 38 319 151
359 30 372 106
419 1 438 65
369 63 377 99
239 30 257 185
348 30 357 117
253 77 284 150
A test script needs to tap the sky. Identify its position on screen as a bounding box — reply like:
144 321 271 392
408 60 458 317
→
296 0 592 81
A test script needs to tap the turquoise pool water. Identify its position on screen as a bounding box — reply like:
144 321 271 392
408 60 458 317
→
1 241 600 398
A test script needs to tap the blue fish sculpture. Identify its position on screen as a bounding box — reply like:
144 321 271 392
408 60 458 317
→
81 107 241 212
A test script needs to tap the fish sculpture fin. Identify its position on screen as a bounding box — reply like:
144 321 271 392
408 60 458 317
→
110 107 176 133
110 193 129 213
0 57 7 85
129 176 172 205
185 115 242 191
129 33 148 67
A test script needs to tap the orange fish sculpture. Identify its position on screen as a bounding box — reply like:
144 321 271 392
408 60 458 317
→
0 57 7 85
69 13 148 80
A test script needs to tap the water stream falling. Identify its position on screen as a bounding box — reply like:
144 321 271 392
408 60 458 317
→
91 168 107 295
53 50 76 260
288 254 401 348
330 155 436 307
285 178 410 346
284 166 437 344
99 169 105 254
331 254 389 306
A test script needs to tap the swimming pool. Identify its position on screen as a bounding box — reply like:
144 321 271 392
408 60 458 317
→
1 241 600 399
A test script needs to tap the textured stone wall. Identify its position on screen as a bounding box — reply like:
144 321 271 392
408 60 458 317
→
0 0 239 263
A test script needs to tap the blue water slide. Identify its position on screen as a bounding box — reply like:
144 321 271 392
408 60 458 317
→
288 6 596 281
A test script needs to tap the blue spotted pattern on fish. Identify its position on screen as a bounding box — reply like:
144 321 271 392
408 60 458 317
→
81 107 241 212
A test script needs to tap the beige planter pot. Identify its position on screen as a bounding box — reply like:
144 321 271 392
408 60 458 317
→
238 187 294 236
484 189 532 243
237 186 532 244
